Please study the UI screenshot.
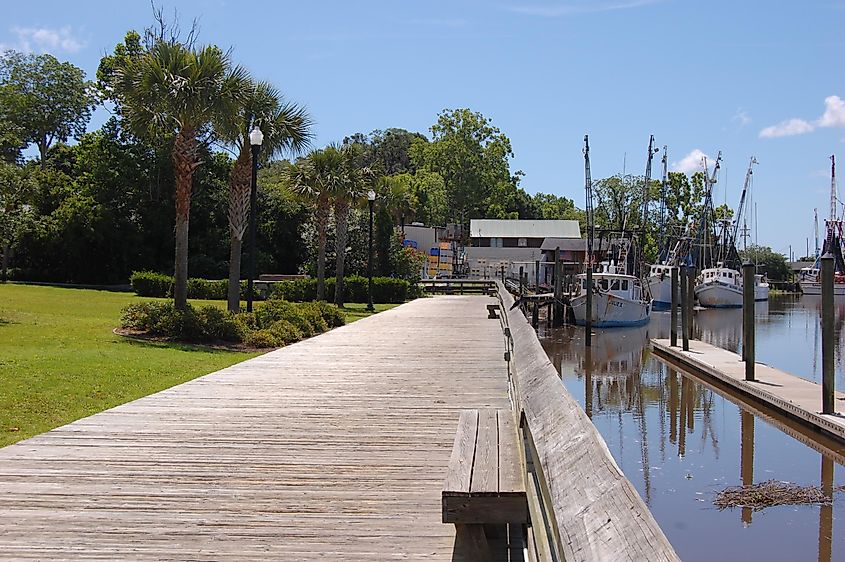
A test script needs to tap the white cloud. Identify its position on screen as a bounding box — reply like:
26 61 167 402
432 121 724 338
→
671 149 712 174
731 108 751 127
759 118 815 138
508 0 661 17
759 95 845 139
818 95 845 128
2 26 85 54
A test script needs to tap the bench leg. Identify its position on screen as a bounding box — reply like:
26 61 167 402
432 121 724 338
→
454 523 493 562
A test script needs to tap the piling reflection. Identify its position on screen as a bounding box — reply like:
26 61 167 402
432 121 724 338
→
540 296 845 562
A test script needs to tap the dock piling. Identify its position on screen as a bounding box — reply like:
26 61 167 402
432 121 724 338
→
519 266 524 296
821 252 835 414
670 267 678 347
743 262 756 381
681 267 690 351
553 247 563 327
685 266 695 341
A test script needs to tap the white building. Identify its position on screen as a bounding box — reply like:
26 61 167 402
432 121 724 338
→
466 219 581 281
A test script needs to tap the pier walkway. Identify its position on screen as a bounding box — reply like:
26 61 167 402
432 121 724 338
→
0 297 509 560
652 339 845 442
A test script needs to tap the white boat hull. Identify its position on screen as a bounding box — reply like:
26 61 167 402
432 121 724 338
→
646 274 673 310
571 291 651 327
799 280 845 295
695 281 743 308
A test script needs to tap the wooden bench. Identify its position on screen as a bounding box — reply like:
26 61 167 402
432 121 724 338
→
443 409 528 559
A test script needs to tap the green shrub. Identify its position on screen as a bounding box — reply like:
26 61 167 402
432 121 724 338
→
195 306 240 341
130 271 172 297
268 319 304 345
306 301 346 328
269 276 410 304
187 278 228 300
244 329 279 348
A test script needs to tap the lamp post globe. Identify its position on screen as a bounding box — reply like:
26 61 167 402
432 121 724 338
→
246 125 263 312
366 190 376 312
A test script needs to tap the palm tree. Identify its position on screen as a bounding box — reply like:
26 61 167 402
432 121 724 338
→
215 79 312 312
116 40 248 309
332 143 374 306
286 146 343 301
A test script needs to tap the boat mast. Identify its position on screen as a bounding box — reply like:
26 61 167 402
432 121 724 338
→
584 135 594 266
640 135 658 276
658 146 669 262
814 208 820 259
731 157 757 254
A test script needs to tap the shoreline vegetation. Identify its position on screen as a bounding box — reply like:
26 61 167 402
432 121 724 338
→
0 284 396 447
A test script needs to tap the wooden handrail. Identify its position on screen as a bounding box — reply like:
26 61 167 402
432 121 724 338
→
493 281 678 561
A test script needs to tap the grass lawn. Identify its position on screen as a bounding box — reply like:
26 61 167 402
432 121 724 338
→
0 283 397 447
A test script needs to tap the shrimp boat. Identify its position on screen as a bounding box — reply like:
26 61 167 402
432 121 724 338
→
571 262 652 327
694 155 769 307
571 234 653 327
799 156 845 295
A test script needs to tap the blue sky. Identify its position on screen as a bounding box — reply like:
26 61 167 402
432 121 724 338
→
3 0 844 257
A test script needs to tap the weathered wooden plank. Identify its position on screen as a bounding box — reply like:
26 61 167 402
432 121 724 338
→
496 281 678 561
0 296 512 560
470 409 499 494
496 409 523 494
443 409 478 494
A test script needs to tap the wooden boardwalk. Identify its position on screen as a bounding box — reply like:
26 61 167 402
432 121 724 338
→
652 339 845 442
0 297 510 560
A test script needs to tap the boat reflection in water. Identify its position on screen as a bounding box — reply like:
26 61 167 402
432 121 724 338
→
539 301 844 562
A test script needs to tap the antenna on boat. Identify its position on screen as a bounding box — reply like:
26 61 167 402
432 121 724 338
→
658 146 669 261
814 208 820 259
584 135 594 264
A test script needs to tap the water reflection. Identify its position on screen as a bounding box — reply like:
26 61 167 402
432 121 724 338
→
540 299 845 562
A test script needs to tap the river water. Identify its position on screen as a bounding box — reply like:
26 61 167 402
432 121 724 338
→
539 295 845 561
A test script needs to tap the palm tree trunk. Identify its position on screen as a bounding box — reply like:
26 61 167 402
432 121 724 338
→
315 196 329 301
172 129 201 310
227 237 243 311
334 200 350 306
1 242 9 283
227 148 252 312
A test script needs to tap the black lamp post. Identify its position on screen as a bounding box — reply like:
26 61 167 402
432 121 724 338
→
246 125 263 312
366 189 376 312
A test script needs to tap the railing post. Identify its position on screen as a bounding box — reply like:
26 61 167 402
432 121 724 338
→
519 266 524 296
670 267 679 347
821 252 835 414
535 259 540 291
743 261 755 381
681 267 690 351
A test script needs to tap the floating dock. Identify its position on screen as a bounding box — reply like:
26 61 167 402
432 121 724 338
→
651 339 845 442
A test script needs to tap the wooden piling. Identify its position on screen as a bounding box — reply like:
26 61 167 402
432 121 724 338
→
670 267 678 347
586 264 593 347
553 247 563 327
821 252 835 414
519 266 524 296
743 262 755 381
681 267 689 351
685 266 695 341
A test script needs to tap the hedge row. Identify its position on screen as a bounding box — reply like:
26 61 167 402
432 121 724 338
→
120 298 346 348
131 271 416 304
271 275 412 304
130 271 248 300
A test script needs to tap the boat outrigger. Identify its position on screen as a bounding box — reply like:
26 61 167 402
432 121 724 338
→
799 155 845 295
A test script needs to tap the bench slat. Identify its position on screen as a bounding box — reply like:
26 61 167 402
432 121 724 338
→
470 409 499 494
497 410 523 494
443 410 478 493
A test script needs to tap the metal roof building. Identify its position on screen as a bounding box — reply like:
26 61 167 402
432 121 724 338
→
469 219 581 240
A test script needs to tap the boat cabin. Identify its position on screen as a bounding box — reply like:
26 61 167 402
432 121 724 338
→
577 273 645 302
700 266 741 286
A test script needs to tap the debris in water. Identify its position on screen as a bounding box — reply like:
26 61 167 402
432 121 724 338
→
714 480 845 511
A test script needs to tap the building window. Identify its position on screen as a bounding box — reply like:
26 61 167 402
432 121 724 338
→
492 237 503 248
518 237 527 247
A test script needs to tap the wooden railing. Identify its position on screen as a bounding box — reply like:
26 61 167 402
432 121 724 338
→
493 281 678 561
418 279 496 295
